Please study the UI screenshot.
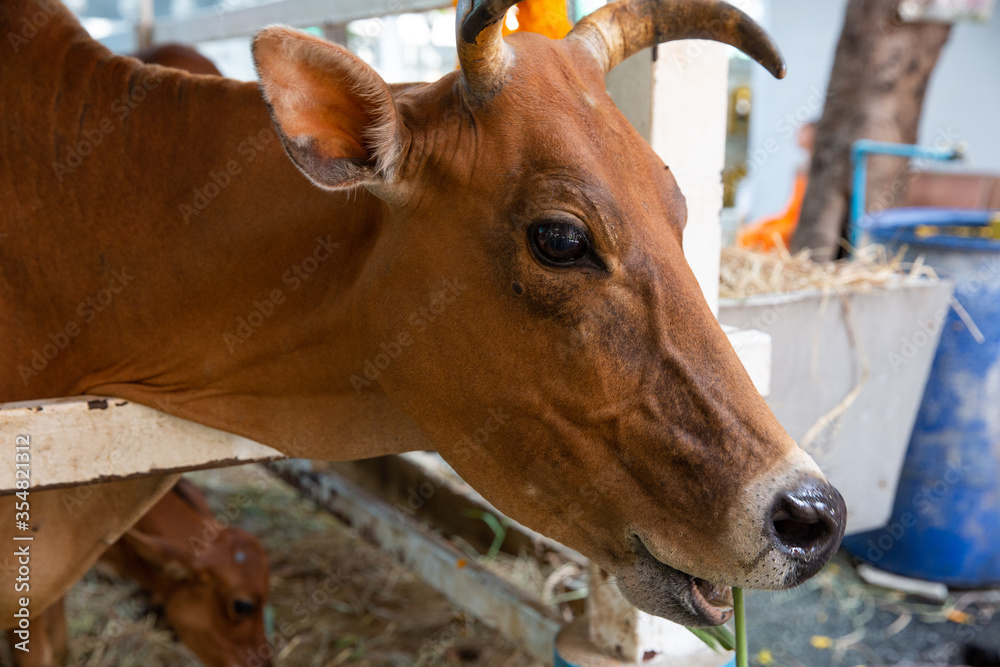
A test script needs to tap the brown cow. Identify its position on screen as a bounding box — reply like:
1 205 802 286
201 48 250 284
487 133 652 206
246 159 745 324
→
0 0 845 636
5 479 270 666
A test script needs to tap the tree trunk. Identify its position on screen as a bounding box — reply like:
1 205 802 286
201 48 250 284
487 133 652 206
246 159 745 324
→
791 0 951 260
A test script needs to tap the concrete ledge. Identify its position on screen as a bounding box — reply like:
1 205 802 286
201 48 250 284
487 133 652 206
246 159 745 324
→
725 326 772 397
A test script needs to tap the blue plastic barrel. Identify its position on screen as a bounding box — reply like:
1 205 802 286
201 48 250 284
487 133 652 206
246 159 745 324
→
843 207 1000 587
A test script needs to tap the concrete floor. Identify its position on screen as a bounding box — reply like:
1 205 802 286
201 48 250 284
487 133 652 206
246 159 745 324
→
744 553 1000 666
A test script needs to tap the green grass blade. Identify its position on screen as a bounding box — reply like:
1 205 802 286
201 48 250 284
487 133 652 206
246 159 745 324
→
734 587 748 667
686 624 735 652
687 627 721 651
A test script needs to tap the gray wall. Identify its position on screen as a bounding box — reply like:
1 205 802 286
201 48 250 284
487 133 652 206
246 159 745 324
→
743 0 1000 221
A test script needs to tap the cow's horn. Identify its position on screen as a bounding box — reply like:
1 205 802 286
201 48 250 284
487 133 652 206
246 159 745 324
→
456 0 520 99
566 0 786 79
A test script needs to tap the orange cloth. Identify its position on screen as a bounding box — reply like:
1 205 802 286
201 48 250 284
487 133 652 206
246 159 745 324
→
455 0 572 40
737 171 808 252
504 0 572 38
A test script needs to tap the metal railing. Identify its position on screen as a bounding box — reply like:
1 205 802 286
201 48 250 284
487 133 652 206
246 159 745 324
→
103 0 451 51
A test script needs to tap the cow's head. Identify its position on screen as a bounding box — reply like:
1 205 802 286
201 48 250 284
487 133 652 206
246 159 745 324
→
252 0 846 626
124 526 271 666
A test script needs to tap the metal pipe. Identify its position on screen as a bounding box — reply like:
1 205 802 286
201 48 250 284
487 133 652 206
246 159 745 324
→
848 139 964 251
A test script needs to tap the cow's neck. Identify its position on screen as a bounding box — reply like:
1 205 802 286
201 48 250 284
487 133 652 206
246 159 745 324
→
1 0 429 459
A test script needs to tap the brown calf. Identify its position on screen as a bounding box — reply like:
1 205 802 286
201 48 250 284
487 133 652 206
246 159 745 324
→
5 479 270 667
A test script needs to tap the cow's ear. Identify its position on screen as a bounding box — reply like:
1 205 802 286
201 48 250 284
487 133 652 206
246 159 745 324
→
252 27 408 191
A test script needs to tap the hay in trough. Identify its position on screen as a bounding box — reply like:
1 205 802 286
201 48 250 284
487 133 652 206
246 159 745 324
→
63 574 196 667
719 243 939 300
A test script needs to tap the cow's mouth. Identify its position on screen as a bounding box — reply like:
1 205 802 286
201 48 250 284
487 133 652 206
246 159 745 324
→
614 535 736 627
690 576 735 624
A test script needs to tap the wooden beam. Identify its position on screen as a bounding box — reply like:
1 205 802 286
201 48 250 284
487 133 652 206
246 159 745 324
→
0 397 283 495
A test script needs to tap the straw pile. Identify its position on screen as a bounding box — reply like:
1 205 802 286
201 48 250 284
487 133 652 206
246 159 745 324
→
719 244 939 299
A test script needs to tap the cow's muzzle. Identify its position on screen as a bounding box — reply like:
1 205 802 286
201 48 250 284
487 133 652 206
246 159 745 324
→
615 458 847 627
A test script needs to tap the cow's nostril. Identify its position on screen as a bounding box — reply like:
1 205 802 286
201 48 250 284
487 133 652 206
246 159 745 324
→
770 480 846 555
772 516 828 550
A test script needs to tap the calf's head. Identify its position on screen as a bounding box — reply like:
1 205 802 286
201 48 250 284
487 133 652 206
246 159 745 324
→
252 0 846 626
125 526 271 666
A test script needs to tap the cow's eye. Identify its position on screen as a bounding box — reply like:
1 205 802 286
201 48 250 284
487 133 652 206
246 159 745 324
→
232 597 257 617
530 221 590 266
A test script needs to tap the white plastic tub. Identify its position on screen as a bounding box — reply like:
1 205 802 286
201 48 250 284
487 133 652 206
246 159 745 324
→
719 278 954 534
